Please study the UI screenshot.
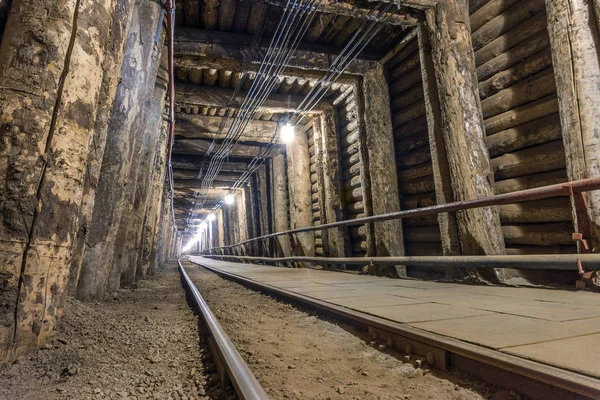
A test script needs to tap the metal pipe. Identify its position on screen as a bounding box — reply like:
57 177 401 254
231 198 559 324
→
200 253 600 270
178 259 270 400
206 177 600 250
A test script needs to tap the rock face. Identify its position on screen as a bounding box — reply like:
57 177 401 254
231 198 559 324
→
0 0 168 363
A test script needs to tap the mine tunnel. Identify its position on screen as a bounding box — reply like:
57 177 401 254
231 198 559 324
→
1 0 600 399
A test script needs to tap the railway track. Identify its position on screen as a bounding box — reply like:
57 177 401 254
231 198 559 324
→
178 259 270 400
182 257 600 400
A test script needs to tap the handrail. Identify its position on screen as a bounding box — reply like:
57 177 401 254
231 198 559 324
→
205 177 600 251
178 259 270 400
200 253 600 270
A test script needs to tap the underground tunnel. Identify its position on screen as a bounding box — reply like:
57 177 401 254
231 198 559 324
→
0 0 600 399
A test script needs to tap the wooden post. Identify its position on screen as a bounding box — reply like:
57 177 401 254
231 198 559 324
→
417 24 474 280
317 107 349 257
216 208 225 248
272 153 292 257
360 65 406 277
424 0 513 283
286 130 316 259
0 0 129 361
546 0 600 253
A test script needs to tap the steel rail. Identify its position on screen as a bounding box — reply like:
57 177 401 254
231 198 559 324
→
205 177 600 251
178 259 270 400
200 253 600 270
190 258 600 400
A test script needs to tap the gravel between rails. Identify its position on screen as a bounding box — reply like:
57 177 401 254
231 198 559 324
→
185 263 515 400
0 265 234 400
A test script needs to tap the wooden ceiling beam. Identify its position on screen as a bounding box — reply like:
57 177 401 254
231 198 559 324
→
175 82 326 112
172 168 244 180
175 28 378 76
171 155 256 171
173 138 284 157
175 114 280 143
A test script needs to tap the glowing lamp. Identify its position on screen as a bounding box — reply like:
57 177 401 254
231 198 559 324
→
224 194 235 205
280 124 295 144
207 213 216 222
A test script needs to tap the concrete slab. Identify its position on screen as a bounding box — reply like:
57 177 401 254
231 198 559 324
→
330 294 427 309
504 333 600 378
360 303 493 323
190 257 600 379
410 314 600 349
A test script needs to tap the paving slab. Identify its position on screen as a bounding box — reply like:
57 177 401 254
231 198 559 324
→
360 303 493 323
189 257 600 379
410 314 600 349
503 333 600 378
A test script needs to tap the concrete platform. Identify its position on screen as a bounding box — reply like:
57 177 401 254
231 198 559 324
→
188 257 600 381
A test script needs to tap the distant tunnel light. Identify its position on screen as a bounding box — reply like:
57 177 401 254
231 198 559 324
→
207 213 216 222
280 124 295 144
200 221 208 230
224 194 235 205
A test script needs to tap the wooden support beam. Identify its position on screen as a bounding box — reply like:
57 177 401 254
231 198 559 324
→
172 168 243 181
546 0 600 253
175 83 326 113
272 153 291 257
171 155 251 171
174 178 236 189
175 28 378 76
261 0 424 24
172 138 283 158
176 113 279 142
417 25 462 270
317 106 349 258
287 131 316 259
424 0 511 283
360 65 406 277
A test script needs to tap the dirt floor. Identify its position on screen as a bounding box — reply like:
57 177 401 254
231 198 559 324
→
0 263 520 400
0 267 233 400
185 263 515 400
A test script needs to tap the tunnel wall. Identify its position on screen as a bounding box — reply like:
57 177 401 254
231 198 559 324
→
380 0 577 274
470 0 575 256
385 36 443 262
0 0 169 363
336 92 368 258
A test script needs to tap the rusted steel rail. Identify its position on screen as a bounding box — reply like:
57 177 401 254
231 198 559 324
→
201 253 600 270
178 259 270 400
205 177 600 252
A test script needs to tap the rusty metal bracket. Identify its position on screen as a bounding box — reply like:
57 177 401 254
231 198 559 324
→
563 184 592 253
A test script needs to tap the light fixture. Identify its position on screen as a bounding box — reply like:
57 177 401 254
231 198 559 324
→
224 194 235 205
200 221 208 230
207 213 216 222
280 123 295 144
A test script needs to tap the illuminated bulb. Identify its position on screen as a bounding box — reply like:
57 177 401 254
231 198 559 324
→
224 194 235 205
207 213 216 222
280 124 295 144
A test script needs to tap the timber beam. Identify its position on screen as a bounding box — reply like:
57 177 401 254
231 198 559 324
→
171 155 254 171
172 168 243 180
172 138 284 158
175 28 378 76
175 83 327 112
257 0 425 24
175 114 280 143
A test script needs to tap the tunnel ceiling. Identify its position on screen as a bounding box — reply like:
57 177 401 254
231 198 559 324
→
172 0 426 231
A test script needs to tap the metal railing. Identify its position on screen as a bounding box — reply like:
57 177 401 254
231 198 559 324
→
202 177 600 272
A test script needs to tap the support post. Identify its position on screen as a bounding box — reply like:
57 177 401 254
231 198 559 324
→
286 130 316 259
272 153 292 257
360 64 406 277
417 24 469 280
546 0 600 254
0 0 124 361
424 0 511 283
217 208 225 248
